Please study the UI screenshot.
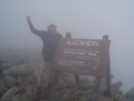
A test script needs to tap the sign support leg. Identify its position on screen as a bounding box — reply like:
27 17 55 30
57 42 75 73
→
93 77 101 101
103 35 111 97
74 73 80 89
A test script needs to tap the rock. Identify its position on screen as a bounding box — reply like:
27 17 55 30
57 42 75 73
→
1 87 19 101
28 69 38 84
125 99 132 101
99 96 113 101
2 62 38 76
67 98 80 101
4 75 16 87
0 59 7 75
58 82 68 90
53 91 70 101
20 92 33 101
85 90 93 95
20 86 34 101
75 90 84 95
80 84 94 90
0 81 8 97
112 93 124 101
124 87 134 101
111 81 123 94
74 89 93 97
80 78 90 85
11 94 21 101
100 85 107 94
17 76 23 86
78 95 92 101
53 91 60 100
8 56 26 66
2 63 12 70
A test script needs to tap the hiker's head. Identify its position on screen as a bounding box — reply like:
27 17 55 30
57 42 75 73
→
47 24 57 34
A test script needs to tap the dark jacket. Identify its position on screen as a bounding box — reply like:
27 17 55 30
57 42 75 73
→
27 20 63 62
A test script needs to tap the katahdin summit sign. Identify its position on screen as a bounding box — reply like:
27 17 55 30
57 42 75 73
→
51 38 110 77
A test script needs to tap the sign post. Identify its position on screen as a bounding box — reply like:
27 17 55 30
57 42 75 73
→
103 35 111 97
49 36 111 101
51 39 110 77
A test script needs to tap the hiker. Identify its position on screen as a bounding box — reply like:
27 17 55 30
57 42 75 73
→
26 16 63 98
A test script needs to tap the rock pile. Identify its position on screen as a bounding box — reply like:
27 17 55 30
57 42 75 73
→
0 56 134 101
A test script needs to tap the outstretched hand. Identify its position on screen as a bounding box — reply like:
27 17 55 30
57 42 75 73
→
26 16 30 21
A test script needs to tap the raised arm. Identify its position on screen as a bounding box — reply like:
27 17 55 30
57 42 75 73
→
26 16 45 37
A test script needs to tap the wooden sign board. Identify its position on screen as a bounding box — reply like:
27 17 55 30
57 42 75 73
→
51 38 110 77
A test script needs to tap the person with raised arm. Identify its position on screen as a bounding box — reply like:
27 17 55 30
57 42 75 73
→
26 16 63 100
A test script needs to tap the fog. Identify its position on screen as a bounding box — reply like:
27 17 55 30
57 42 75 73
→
0 0 134 93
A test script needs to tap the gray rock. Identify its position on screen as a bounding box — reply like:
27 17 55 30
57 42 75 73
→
2 63 12 70
28 69 38 84
0 82 8 97
20 86 34 101
80 84 94 90
99 96 113 101
2 62 38 76
125 99 132 101
17 76 23 86
11 94 21 101
78 95 92 101
53 91 70 101
4 75 16 87
112 93 124 101
125 87 134 101
80 78 90 85
111 81 123 94
1 87 19 101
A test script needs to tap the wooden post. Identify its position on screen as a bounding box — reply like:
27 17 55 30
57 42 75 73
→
103 35 111 97
74 73 80 89
92 77 101 101
66 32 81 89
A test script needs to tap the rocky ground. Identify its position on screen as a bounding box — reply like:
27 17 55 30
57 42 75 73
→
0 55 133 101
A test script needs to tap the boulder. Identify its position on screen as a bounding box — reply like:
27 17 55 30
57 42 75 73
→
80 84 94 90
20 86 34 101
4 75 16 87
99 96 113 101
0 81 8 97
78 95 92 101
80 78 90 85
53 91 70 101
124 87 134 101
27 69 38 84
111 81 123 94
17 76 23 86
2 63 12 70
112 93 124 101
125 99 132 101
11 94 21 101
2 62 38 76
1 87 19 101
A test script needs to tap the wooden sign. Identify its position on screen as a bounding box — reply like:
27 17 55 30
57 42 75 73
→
51 38 110 77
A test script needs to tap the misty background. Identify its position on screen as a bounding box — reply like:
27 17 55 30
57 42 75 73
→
0 0 134 93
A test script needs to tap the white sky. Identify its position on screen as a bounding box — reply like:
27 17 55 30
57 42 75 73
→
0 0 134 93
